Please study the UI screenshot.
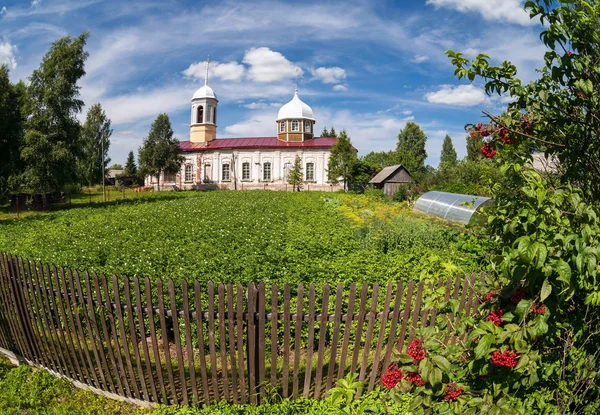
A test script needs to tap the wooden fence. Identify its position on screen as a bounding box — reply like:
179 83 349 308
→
0 252 483 406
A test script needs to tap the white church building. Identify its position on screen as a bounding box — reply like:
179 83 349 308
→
146 64 341 191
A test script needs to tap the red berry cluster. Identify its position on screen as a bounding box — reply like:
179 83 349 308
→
497 126 514 144
381 364 404 389
406 372 426 386
480 142 496 158
408 338 427 363
487 309 503 326
531 303 547 315
477 122 493 137
444 383 464 402
491 350 519 368
483 291 498 302
510 288 525 304
520 115 532 133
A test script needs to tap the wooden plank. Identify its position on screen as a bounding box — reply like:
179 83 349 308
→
407 282 425 345
368 283 393 392
134 275 158 403
112 275 141 399
0 254 24 355
156 279 177 404
181 280 198 405
42 263 70 375
313 284 330 399
226 284 239 403
246 283 257 404
443 275 463 345
126 276 150 401
396 281 415 352
11 257 38 365
207 281 220 401
78 271 110 392
358 284 379 395
194 281 210 403
235 283 247 404
270 284 278 390
146 277 167 403
257 283 266 401
451 276 473 345
168 280 188 405
302 284 316 398
350 284 369 374
325 284 344 393
217 283 230 402
18 259 43 366
281 284 291 397
338 283 356 379
382 281 404 372
429 277 449 328
0 255 16 352
291 284 304 399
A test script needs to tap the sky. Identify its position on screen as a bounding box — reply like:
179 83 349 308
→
0 0 549 167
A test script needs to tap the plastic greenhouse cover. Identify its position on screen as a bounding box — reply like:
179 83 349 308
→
413 191 491 225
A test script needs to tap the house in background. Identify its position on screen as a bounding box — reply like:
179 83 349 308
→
368 164 412 196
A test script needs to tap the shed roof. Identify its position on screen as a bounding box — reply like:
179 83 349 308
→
369 164 409 184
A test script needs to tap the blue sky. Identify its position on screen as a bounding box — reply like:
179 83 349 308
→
0 0 548 166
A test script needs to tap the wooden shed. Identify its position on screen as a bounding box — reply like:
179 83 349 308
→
369 164 412 196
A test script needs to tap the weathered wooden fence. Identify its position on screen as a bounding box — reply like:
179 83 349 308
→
0 252 482 406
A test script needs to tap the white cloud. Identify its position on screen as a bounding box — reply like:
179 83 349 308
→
243 101 282 109
426 0 535 26
402 110 413 115
0 6 7 16
31 0 43 7
243 47 303 83
332 84 347 92
311 66 346 84
0 42 17 69
182 60 245 82
425 84 486 107
412 55 429 63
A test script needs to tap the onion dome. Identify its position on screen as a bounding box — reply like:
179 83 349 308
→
276 89 314 121
192 84 217 100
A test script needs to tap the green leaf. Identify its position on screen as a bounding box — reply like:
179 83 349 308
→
540 278 552 301
430 367 442 386
432 355 452 373
420 358 434 383
555 259 571 285
474 334 495 360
515 299 533 320
409 396 423 411
515 354 529 371
397 353 414 364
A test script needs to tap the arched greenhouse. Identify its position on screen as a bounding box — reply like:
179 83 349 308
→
413 191 491 225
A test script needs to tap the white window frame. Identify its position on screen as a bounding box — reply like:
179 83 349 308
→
305 121 311 133
184 165 193 182
306 162 315 181
280 122 285 133
242 162 251 180
263 162 272 181
204 164 212 181
164 172 176 183
291 120 299 131
222 163 230 181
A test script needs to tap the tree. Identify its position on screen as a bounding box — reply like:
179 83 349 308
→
286 155 303 191
353 158 382 188
320 126 337 137
108 164 123 170
327 129 357 191
123 151 137 176
0 65 25 199
362 150 401 168
20 33 89 204
329 126 336 138
439 134 457 169
138 113 184 190
79 103 112 188
396 122 427 176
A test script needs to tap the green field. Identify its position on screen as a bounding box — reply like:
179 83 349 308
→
0 191 477 286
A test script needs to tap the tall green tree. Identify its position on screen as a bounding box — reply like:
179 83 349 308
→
20 33 89 203
286 155 303 192
320 126 337 137
396 122 427 175
439 134 458 169
362 150 401 168
123 151 137 176
327 129 357 191
0 65 25 199
79 103 112 187
138 113 184 190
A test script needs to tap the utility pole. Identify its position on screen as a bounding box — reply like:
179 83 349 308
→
100 130 106 203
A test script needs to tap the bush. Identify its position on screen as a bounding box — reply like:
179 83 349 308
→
363 188 385 200
393 185 409 202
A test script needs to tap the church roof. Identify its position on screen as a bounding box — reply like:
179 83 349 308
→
192 84 217 100
179 137 338 152
276 89 315 121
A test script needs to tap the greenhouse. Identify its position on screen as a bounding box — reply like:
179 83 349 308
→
413 191 491 225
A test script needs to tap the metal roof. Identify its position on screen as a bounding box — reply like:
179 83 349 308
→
369 165 408 184
413 191 491 225
179 137 339 152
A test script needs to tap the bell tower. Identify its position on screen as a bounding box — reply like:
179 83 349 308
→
190 58 218 143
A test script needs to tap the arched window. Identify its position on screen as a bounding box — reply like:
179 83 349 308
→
212 106 216 125
263 162 272 181
280 122 285 133
184 165 193 182
242 162 250 180
305 121 311 133
222 163 230 181
206 106 212 123
306 162 315 181
291 120 299 131
283 161 292 179
197 106 204 124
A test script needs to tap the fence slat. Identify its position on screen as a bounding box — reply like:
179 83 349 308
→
350 284 369 375
257 283 266 400
302 284 316 398
314 284 330 399
43 264 70 376
50 265 78 381
194 281 211 404
382 281 404 372
325 283 343 393
207 281 220 401
1 255 27 355
444 275 463 345
270 284 278 390
0 257 14 351
281 284 291 397
144 277 167 403
8 256 36 361
292 284 304 399
66 268 94 386
338 283 356 380
127 276 150 401
182 280 198 405
428 277 448 328
169 279 188 405
368 282 393 392
157 279 177 404
226 283 239 403
217 283 230 402
396 281 415 352
18 260 43 366
134 275 158 403
235 283 247 404
247 283 257 403
358 284 379 396
408 282 425 346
